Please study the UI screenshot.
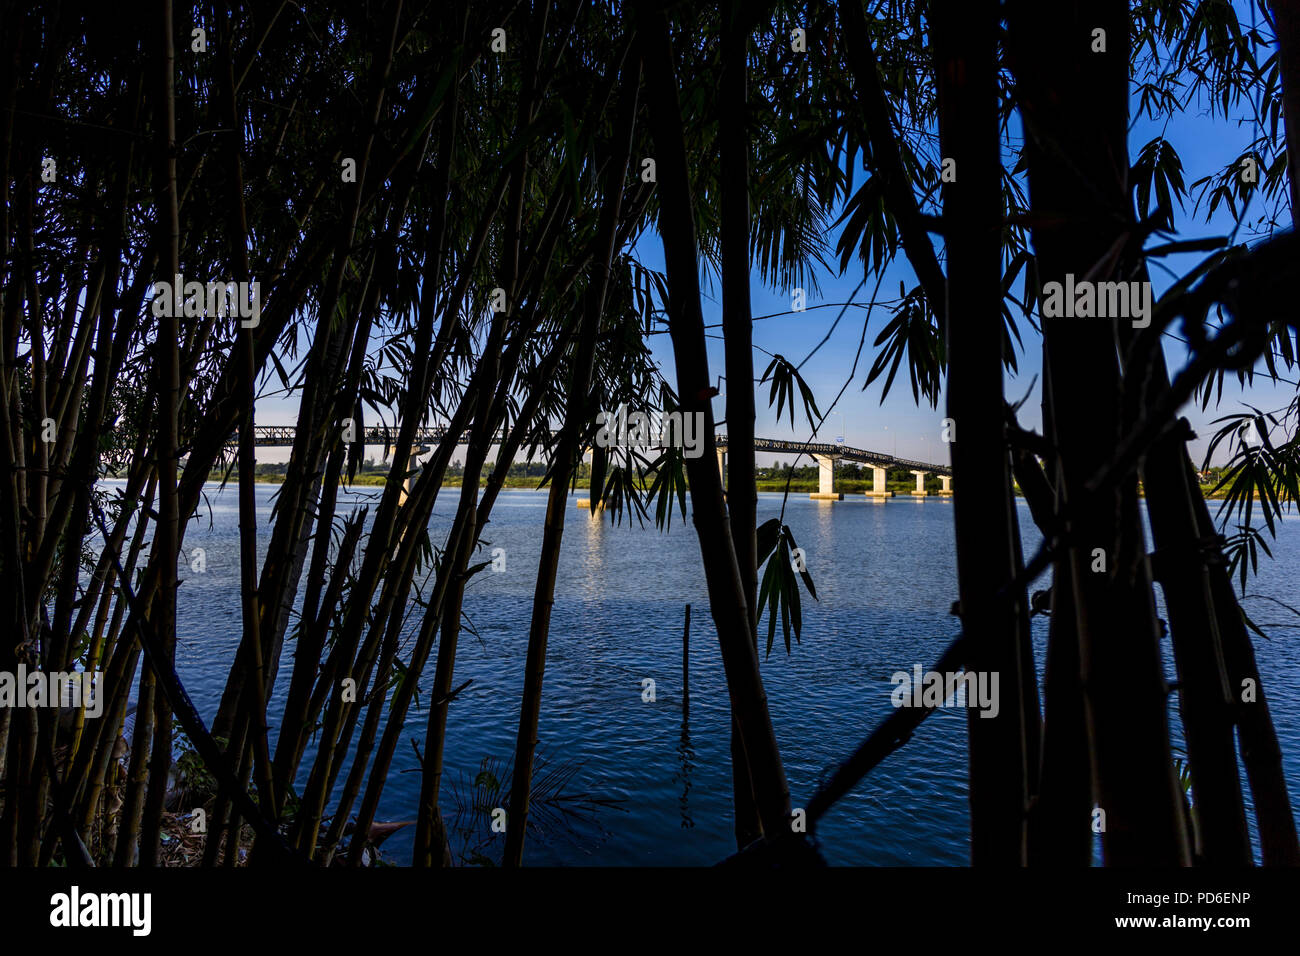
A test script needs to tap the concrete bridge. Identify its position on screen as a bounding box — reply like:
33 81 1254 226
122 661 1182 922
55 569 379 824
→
243 425 952 502
715 435 951 500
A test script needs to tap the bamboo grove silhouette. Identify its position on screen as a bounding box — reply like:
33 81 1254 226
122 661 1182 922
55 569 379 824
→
1 0 1298 867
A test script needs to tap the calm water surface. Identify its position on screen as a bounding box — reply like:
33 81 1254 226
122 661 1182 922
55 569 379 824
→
117 481 1300 865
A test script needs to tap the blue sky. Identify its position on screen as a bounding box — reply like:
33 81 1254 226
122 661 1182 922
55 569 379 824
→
253 21 1294 474
636 87 1294 470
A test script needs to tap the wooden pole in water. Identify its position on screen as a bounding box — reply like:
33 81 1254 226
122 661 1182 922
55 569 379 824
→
682 604 690 708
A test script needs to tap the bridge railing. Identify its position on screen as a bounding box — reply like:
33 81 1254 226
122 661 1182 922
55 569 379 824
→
246 424 472 446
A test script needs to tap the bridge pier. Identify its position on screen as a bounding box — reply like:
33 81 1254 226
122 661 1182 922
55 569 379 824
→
575 447 598 511
240 428 952 512
810 454 843 500
864 464 893 498
386 444 424 506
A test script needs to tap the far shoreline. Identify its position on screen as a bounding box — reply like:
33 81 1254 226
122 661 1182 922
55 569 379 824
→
116 472 1242 500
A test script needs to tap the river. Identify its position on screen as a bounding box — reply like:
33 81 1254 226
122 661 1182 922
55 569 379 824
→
111 481 1300 865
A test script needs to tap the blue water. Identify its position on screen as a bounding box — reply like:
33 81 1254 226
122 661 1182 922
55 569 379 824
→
109 481 1300 865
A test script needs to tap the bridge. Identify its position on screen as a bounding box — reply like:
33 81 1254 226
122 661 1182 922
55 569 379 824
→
242 424 952 501
716 435 951 500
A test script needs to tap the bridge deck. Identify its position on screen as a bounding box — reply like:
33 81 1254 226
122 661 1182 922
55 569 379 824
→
240 425 951 475
721 436 950 475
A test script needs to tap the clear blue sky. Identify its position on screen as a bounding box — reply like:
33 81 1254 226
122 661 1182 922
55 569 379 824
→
254 29 1293 473
638 78 1293 470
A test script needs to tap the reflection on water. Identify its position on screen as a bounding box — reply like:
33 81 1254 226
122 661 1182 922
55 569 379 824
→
676 706 694 833
110 481 1300 865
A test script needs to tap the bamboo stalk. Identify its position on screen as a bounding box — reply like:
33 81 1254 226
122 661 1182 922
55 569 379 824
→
1187 460 1300 865
719 0 763 852
1272 0 1300 213
502 55 640 867
934 0 1034 865
837 0 947 331
114 667 155 866
134 0 181 869
637 0 794 843
1129 335 1251 864
1006 0 1190 866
